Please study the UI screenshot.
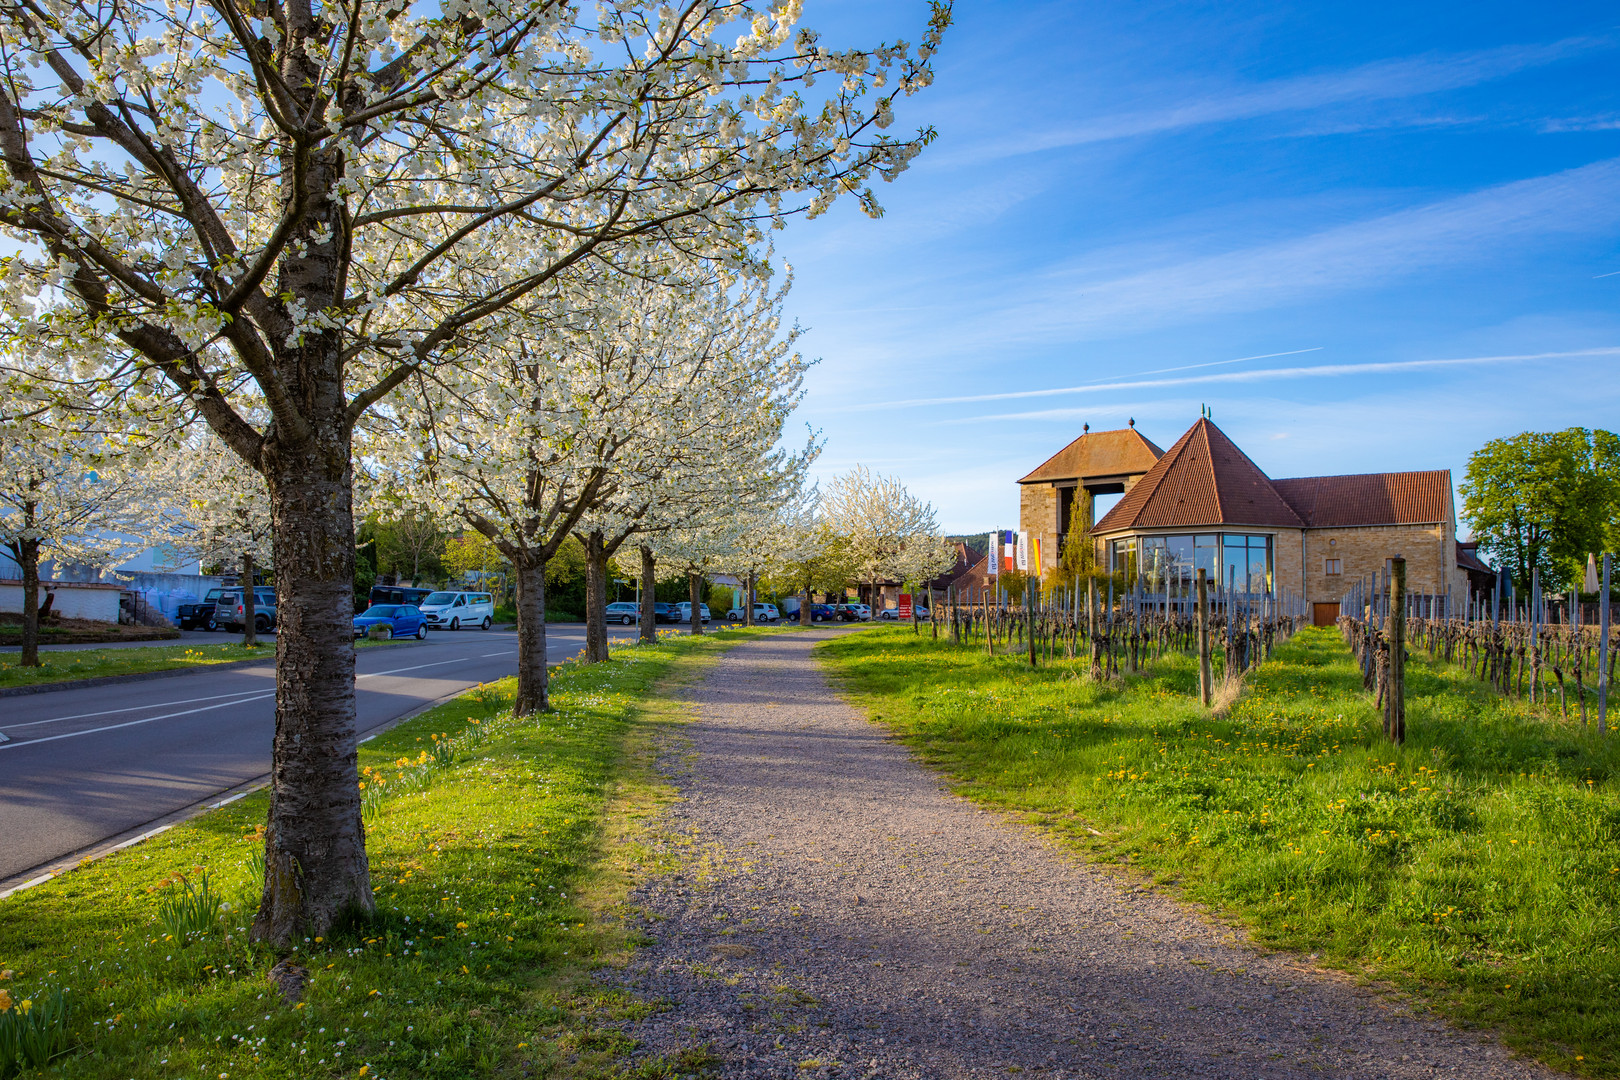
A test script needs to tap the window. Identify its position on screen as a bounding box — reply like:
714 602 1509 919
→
1110 533 1273 595
1324 558 1343 576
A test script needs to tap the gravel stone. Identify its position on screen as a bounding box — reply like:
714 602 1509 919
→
607 630 1554 1079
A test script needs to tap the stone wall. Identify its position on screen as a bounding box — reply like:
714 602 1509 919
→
1018 483 1061 576
1300 523 1453 604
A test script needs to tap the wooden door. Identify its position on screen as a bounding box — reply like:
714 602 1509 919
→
1312 602 1339 627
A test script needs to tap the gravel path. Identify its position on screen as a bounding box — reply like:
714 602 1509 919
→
608 630 1555 1079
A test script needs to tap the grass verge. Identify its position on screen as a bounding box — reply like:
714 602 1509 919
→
0 638 414 690
0 626 784 1078
820 624 1620 1076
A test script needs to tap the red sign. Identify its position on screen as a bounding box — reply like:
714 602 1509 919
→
898 593 914 619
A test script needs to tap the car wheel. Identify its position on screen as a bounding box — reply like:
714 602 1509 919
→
255 614 270 633
482 616 492 630
450 617 460 631
206 615 218 631
416 623 427 640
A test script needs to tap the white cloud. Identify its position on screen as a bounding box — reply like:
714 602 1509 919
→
949 36 1614 165
983 157 1620 345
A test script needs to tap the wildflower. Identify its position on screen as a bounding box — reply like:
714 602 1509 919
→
0 989 10 1011
18 999 32 1015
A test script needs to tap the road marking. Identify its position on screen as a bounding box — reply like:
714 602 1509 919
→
0 692 276 751
0 686 275 731
2 649 525 746
481 650 517 657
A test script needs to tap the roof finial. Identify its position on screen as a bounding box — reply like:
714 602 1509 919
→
1083 422 1089 434
1128 417 1135 428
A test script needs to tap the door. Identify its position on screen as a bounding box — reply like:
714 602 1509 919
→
1312 602 1339 627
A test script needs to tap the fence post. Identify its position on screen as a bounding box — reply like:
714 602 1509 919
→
1600 553 1611 737
1387 556 1406 745
1028 580 1039 668
1197 568 1211 706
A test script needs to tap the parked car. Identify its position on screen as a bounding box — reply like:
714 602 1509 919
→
214 587 277 633
176 587 226 630
675 601 711 624
419 590 495 630
604 601 640 625
807 603 836 622
648 602 680 624
353 604 427 640
835 603 871 622
878 605 932 621
724 602 781 622
369 585 435 607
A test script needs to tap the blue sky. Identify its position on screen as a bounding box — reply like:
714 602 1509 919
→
776 1 1620 534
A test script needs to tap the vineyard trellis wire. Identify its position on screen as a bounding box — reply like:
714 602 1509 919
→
1335 552 1615 735
930 565 1310 701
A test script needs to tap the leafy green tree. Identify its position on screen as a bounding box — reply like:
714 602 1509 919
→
1459 428 1618 591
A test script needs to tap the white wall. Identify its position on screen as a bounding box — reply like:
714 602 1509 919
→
0 581 122 622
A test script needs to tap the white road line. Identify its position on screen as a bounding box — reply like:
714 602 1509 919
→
1 686 275 730
2 649 522 747
0 692 276 751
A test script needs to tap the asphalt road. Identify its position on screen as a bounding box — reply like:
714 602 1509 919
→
0 625 641 884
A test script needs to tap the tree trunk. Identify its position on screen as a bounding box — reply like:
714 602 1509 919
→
640 545 658 643
800 581 812 626
512 553 551 715
688 571 703 635
583 529 609 663
242 551 257 647
252 437 372 947
14 536 40 668
745 571 755 627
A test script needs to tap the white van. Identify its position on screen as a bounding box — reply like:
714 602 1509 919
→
420 591 496 630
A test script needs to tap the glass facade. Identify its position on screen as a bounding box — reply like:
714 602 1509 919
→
1109 533 1273 595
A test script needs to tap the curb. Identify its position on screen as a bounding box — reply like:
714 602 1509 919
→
0 639 426 699
0 678 482 900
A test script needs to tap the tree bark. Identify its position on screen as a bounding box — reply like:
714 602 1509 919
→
640 545 658 643
242 551 257 647
512 553 551 715
800 580 811 626
583 529 609 663
14 535 40 668
688 571 703 635
252 430 373 946
745 571 755 627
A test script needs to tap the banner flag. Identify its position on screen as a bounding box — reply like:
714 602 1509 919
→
986 532 999 576
1016 531 1030 571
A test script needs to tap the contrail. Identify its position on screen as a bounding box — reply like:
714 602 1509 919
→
852 348 1323 411
943 347 1620 423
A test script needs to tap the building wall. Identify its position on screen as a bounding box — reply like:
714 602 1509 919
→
1300 522 1452 605
1018 483 1061 577
0 581 121 622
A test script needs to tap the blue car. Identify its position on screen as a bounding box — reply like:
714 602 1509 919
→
353 604 427 640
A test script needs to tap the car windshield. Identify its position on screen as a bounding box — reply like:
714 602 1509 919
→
423 592 457 606
359 606 397 618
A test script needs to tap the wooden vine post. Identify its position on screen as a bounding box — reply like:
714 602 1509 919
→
1027 580 1039 668
1196 568 1211 706
1386 555 1406 745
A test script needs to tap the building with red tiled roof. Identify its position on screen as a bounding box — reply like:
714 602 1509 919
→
1020 417 1489 625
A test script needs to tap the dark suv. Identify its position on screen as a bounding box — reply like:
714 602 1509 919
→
652 602 681 624
215 588 277 633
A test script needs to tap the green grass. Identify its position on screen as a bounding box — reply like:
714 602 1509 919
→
820 624 1620 1076
0 638 412 690
0 626 788 1078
